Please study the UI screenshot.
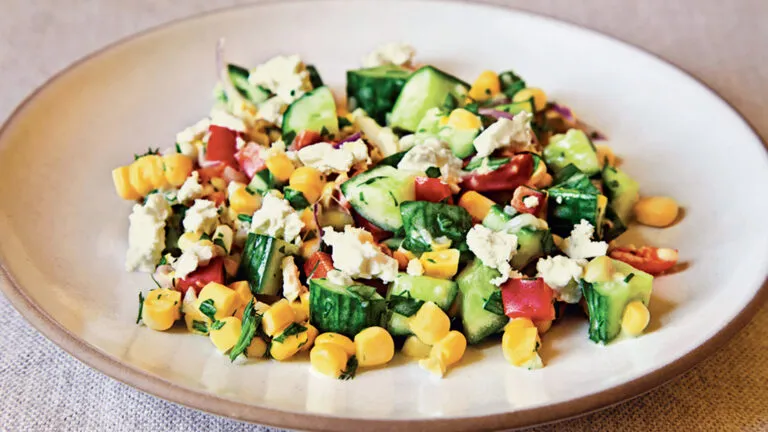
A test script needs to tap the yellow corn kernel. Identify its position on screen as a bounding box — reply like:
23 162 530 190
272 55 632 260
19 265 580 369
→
289 167 324 203
144 155 170 189
529 160 552 189
419 356 447 378
314 332 356 357
128 156 157 196
504 317 536 332
265 153 295 183
430 238 452 251
209 317 242 353
420 249 460 279
402 335 432 359
634 196 680 228
595 144 616 168
502 320 541 366
229 281 253 308
409 302 451 345
198 282 239 320
162 154 194 187
270 326 309 361
354 326 395 367
468 70 501 102
459 191 496 222
430 330 467 367
302 323 319 352
229 187 261 215
184 300 211 334
446 108 482 130
210 177 227 192
246 336 268 358
299 237 321 260
310 344 349 378
621 301 650 336
261 299 295 336
534 319 553 334
300 207 315 229
177 232 200 252
583 256 614 283
142 288 182 331
552 234 564 249
290 299 310 323
513 87 547 112
112 166 141 200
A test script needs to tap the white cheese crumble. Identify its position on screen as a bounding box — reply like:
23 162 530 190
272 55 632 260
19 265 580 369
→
177 171 204 204
536 255 584 303
322 226 398 282
257 97 285 126
472 112 533 158
406 258 425 276
562 219 608 260
176 118 210 147
362 43 415 68
125 194 172 272
248 55 309 104
327 269 354 287
296 140 370 173
235 136 247 151
352 109 400 157
210 109 247 133
523 195 540 209
173 240 214 279
183 199 219 234
466 224 518 286
249 193 304 244
397 137 463 189
281 256 305 302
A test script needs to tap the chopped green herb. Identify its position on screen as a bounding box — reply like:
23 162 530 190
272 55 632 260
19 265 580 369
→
389 292 424 317
158 255 167 265
443 93 458 111
229 299 263 361
320 126 331 138
150 274 161 288
624 273 635 283
427 258 436 263
284 187 310 210
199 299 217 321
237 214 253 223
359 192 366 203
192 320 209 334
213 237 228 254
339 355 358 380
175 143 182 153
136 292 145 324
134 147 160 160
200 232 212 241
388 190 399 206
464 102 479 115
210 320 225 331
282 130 297 145
338 116 352 128
482 290 505 316
425 166 441 178
273 322 307 343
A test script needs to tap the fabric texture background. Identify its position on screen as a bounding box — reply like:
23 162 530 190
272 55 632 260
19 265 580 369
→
0 0 766 431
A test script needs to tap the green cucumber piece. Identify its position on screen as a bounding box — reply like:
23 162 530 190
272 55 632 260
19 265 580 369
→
481 205 510 232
494 99 535 116
247 169 275 194
456 259 509 344
382 237 404 250
237 233 291 296
388 273 458 311
438 125 479 158
400 201 472 257
547 188 606 238
306 64 324 89
512 227 556 270
543 128 600 175
388 66 470 132
346 65 411 125
602 165 639 224
498 70 526 98
309 278 388 337
340 165 416 231
376 150 408 168
227 64 270 105
553 164 600 194
282 86 339 138
387 311 412 336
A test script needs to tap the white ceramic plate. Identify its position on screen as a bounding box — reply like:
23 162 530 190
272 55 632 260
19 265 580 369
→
1 1 766 430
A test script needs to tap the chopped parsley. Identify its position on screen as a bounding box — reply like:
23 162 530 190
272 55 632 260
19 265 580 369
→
237 214 253 223
425 166 441 178
272 322 307 343
175 143 182 153
338 116 352 128
388 190 399 206
136 292 145 324
339 355 358 380
200 232 212 241
213 236 228 254
229 299 263 361
210 320 225 331
198 299 217 321
624 273 635 283
192 320 209 334
134 147 160 160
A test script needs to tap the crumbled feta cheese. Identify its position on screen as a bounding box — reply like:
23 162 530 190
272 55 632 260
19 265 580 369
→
173 240 214 279
153 265 175 288
281 256 305 302
406 258 425 276
177 141 198 159
327 269 354 287
250 193 304 244
257 97 286 126
472 112 533 158
523 196 540 209
362 43 415 68
397 137 463 188
536 256 584 303
352 109 400 157
248 55 309 104
296 140 370 173
235 136 247 151
183 199 219 234
210 109 247 133
176 118 210 146
322 226 398 282
562 220 608 260
125 195 172 272
466 224 518 286
177 172 204 204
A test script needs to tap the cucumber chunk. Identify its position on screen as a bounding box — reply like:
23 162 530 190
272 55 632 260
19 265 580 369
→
309 278 388 337
543 129 600 175
388 66 470 132
237 233 291 296
227 64 270 105
340 165 416 232
602 165 639 224
456 259 509 344
347 65 411 125
282 86 339 138
388 273 458 311
547 188 606 238
387 311 412 336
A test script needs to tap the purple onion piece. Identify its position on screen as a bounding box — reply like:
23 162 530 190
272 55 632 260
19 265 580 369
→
333 132 362 148
478 108 516 121
486 97 511 107
550 102 576 124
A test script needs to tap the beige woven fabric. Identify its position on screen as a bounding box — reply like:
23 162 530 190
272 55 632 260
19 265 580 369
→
0 0 765 431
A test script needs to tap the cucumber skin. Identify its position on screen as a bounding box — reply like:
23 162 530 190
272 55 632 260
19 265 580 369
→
543 129 600 176
387 311 412 336
237 233 289 296
388 66 470 132
282 86 339 137
547 188 600 237
340 165 416 232
602 165 639 224
346 66 410 125
456 260 509 344
309 279 388 338
388 273 458 311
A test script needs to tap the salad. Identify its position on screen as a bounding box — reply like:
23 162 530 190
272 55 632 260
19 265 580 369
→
112 42 681 379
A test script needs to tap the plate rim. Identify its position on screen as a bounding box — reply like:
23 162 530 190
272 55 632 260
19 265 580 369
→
0 0 766 430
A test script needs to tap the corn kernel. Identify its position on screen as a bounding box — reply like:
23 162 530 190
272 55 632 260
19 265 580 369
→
291 299 310 323
177 232 201 252
112 166 141 200
162 154 194 187
354 326 395 367
229 281 253 308
430 330 467 366
299 237 321 260
459 191 496 222
289 167 324 203
504 317 536 332
468 70 501 102
246 336 268 358
513 87 547 112
634 196 679 227
210 177 227 192
209 317 242 353
184 299 211 334
583 256 614 283
402 335 431 359
270 326 309 361
534 320 553 334
430 238 452 251
502 320 541 366
621 301 650 336
409 302 451 345
302 323 319 352
212 225 233 255
446 108 482 130
262 299 295 336
315 332 356 357
420 249 460 279
265 153 295 183
419 356 447 378
128 156 157 196
300 207 315 229
198 282 239 320
142 288 182 331
595 144 616 168
310 344 349 378
229 187 261 215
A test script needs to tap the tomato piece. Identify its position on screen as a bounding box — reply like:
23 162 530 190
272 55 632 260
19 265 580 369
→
510 185 547 216
196 164 225 183
500 277 556 321
289 130 323 151
352 210 393 242
207 191 227 206
414 176 453 204
235 142 266 179
609 246 679 275
461 153 535 192
304 251 334 280
175 257 225 296
205 125 239 168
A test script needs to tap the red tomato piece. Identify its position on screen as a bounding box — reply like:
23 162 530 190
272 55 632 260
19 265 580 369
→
510 185 547 216
500 277 556 321
289 130 323 151
461 153 535 192
414 176 454 204
304 251 334 280
205 125 239 168
207 191 227 206
235 142 266 179
175 257 225 296
196 163 225 183
352 210 393 243
609 246 679 275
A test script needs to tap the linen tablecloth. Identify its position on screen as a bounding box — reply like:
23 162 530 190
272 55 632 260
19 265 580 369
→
1 0 766 430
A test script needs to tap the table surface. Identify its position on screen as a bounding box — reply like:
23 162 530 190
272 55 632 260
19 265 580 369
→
1 0 766 431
